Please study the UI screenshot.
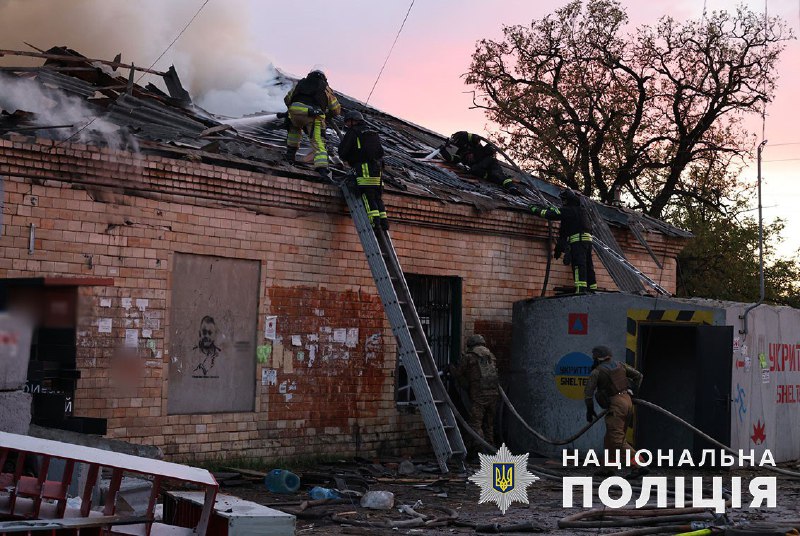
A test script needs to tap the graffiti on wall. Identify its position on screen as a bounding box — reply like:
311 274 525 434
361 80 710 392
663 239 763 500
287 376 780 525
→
751 419 766 445
167 253 259 415
192 315 221 377
734 384 747 423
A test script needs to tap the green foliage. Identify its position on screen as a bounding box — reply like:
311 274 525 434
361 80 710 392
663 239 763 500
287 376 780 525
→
671 198 800 306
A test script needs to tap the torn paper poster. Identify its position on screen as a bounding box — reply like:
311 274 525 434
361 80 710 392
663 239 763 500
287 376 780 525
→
121 297 132 310
124 329 139 348
265 316 277 340
257 345 272 364
135 298 149 311
142 329 152 338
100 298 112 308
333 328 347 343
143 312 160 330
98 318 112 333
262 368 278 386
346 328 359 348
291 335 302 347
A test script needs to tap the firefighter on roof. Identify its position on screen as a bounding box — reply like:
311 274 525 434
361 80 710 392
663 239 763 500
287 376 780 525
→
441 131 520 194
338 110 389 230
284 70 341 178
529 189 597 293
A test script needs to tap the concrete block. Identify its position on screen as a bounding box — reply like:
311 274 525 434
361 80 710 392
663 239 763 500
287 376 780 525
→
0 313 33 391
0 390 32 434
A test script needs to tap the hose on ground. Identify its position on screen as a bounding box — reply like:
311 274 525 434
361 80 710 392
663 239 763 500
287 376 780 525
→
499 385 606 445
633 399 800 479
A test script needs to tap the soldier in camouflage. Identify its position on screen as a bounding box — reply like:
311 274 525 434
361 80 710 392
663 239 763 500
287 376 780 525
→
453 334 499 445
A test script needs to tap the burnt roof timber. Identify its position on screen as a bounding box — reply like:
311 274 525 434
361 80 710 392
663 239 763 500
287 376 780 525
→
0 49 167 76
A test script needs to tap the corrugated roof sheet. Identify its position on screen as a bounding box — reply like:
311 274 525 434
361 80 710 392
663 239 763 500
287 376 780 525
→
0 46 691 241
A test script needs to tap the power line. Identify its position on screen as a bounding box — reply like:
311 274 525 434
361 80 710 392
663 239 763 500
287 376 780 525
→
135 0 211 83
763 157 800 162
52 0 211 149
366 0 415 105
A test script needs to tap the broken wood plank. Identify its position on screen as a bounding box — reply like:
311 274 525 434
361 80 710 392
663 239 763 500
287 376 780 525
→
0 50 166 76
218 466 267 478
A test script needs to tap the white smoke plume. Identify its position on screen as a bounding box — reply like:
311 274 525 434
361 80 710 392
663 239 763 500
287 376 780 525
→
0 72 133 149
0 0 292 117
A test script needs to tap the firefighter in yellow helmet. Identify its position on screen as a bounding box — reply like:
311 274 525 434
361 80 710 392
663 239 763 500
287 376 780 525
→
284 70 341 178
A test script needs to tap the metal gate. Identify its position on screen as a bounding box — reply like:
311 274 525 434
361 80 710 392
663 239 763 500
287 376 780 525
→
397 274 461 405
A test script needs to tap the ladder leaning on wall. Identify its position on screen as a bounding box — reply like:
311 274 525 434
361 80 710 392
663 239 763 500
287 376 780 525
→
337 176 466 474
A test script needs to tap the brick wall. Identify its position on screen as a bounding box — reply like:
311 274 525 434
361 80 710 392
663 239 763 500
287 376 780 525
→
0 139 686 462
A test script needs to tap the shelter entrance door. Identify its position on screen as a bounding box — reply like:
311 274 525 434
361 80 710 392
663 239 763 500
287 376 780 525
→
635 324 732 462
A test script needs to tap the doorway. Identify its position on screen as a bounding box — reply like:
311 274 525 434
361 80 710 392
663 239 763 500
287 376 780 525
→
635 324 732 461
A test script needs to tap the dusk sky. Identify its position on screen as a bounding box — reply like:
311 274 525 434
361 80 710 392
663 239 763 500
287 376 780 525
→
2 0 799 258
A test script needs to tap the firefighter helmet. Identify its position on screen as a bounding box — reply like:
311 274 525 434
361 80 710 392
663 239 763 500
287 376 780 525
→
467 334 486 348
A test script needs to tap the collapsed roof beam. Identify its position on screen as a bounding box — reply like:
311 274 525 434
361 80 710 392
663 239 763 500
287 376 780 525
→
0 49 167 76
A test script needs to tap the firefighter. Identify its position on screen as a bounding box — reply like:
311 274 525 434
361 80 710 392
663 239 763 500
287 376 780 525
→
452 334 499 446
584 345 644 475
338 110 389 230
284 70 341 178
529 189 597 293
441 131 520 194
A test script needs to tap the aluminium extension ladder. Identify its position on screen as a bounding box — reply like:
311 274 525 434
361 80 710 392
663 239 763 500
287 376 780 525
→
338 177 466 473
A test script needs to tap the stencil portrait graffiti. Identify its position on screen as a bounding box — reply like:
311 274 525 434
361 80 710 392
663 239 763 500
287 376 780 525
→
193 316 221 377
168 253 259 415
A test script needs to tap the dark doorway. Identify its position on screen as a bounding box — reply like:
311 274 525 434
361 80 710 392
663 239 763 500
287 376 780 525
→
1 278 107 433
635 324 732 461
396 274 462 405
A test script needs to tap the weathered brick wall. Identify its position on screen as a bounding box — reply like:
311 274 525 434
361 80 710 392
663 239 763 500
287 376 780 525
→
0 139 685 462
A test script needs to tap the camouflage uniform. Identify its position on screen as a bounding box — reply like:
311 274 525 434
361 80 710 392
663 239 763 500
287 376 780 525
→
584 346 643 468
453 335 499 444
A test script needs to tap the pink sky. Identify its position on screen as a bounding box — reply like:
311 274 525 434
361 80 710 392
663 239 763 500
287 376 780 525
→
1 0 798 258
250 0 800 258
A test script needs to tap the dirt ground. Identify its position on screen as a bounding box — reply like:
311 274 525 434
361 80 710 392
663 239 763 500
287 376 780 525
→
216 458 800 535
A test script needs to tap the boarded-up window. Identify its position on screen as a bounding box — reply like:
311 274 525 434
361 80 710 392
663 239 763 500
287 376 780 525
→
167 254 259 414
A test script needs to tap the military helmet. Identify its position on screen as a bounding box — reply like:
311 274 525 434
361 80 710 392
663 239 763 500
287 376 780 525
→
466 334 486 348
344 110 364 123
592 345 613 360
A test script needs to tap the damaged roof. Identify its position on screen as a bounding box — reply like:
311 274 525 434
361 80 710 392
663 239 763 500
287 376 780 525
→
0 46 690 240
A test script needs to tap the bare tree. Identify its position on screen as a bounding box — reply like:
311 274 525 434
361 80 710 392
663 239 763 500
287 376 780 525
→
466 0 791 217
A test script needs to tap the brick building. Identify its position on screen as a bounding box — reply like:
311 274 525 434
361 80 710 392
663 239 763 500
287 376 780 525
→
0 49 690 462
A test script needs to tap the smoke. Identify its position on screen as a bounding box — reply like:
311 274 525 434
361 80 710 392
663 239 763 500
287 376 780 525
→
0 72 133 149
0 0 293 117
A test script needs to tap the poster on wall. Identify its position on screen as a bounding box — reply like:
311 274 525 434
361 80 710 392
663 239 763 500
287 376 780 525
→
167 253 260 415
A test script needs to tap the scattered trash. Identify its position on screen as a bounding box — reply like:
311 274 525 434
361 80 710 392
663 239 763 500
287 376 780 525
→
308 486 341 500
265 469 301 494
398 459 417 475
360 490 395 510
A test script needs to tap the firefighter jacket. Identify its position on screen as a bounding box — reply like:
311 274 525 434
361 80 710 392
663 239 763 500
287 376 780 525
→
338 123 384 179
584 360 643 409
284 77 341 117
447 131 495 166
530 204 593 244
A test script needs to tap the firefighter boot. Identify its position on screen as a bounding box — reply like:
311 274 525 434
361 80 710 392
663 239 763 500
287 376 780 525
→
285 147 298 164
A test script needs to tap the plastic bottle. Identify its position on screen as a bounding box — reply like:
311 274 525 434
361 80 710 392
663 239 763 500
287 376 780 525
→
264 469 301 494
308 486 340 500
360 490 395 510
